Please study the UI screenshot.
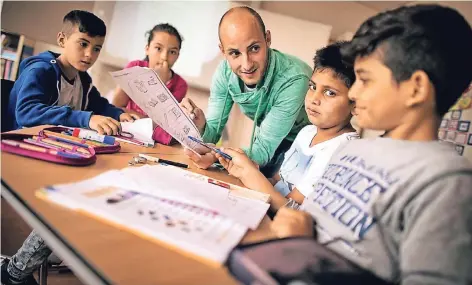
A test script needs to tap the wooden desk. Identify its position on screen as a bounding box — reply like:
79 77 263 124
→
1 126 274 285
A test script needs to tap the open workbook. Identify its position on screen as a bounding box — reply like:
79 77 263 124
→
36 164 271 264
110 67 207 153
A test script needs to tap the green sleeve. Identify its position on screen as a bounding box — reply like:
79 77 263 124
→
202 61 234 143
243 76 309 166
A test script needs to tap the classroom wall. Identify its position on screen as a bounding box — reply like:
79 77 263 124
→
1 1 95 45
259 1 378 40
94 1 331 92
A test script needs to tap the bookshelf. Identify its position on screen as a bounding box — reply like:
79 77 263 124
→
1 30 35 81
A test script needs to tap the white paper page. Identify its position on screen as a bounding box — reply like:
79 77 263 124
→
40 186 247 263
120 118 155 145
116 165 269 229
49 166 269 230
110 67 206 153
181 171 271 203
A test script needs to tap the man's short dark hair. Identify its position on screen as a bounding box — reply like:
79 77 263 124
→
314 41 355 88
63 10 106 37
218 6 266 41
342 4 472 117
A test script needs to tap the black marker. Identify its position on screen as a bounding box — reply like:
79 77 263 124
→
138 154 188 168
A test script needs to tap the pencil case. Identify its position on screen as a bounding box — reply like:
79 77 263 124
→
39 127 121 154
1 133 97 166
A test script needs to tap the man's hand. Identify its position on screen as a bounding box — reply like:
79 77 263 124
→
271 208 315 239
89 115 121 135
184 147 217 169
180 97 206 134
119 112 142 122
154 60 172 84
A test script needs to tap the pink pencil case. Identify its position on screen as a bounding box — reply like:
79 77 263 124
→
39 127 121 154
1 133 97 166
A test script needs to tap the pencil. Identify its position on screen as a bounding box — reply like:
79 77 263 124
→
3 139 52 153
2 139 82 158
24 139 92 158
33 136 90 155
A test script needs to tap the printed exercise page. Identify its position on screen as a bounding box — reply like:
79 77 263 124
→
44 166 270 230
38 185 247 263
110 67 206 153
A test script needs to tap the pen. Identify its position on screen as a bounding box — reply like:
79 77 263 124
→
187 136 232 160
138 153 188 168
52 136 91 149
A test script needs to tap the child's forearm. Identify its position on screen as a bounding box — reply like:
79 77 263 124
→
241 169 288 212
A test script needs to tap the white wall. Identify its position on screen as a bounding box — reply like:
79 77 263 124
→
254 8 332 67
1 1 95 45
100 1 331 91
260 1 378 40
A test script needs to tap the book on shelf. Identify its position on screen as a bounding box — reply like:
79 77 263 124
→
1 49 17 61
1 30 35 81
3 59 13 80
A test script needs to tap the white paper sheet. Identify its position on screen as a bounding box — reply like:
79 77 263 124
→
110 67 206 153
121 118 155 145
38 185 247 263
49 165 270 230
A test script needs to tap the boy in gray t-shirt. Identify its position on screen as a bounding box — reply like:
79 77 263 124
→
270 4 472 285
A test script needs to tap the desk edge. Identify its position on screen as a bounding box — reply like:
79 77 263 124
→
1 180 111 285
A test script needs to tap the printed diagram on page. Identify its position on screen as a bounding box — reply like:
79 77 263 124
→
148 75 158 86
105 189 218 234
134 80 148 93
111 67 206 153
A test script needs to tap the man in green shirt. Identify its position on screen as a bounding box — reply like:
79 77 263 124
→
181 6 311 177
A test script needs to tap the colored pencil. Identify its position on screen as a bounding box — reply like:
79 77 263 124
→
24 139 91 158
33 136 90 155
2 139 82 159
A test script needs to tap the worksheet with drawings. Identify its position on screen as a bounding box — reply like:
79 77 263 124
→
110 67 206 153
